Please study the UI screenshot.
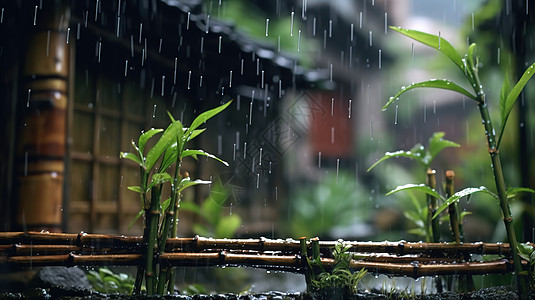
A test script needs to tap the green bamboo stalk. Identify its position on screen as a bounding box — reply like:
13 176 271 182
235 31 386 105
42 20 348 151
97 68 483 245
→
145 185 162 294
476 96 527 297
134 167 149 294
445 170 461 243
426 169 440 243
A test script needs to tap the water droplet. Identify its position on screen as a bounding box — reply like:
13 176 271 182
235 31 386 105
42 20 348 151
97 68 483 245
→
394 104 398 125
297 30 301 51
265 18 269 36
359 11 363 28
66 27 71 44
218 36 222 53
384 12 388 34
27 89 31 107
378 49 382 69
348 99 352 119
33 5 38 26
290 11 294 36
369 30 373 47
152 104 157 118
187 71 191 90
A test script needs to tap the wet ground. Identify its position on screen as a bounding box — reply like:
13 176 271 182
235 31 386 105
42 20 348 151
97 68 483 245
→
0 286 525 300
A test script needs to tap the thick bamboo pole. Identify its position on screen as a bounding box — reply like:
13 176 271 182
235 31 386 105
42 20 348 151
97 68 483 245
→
15 0 71 232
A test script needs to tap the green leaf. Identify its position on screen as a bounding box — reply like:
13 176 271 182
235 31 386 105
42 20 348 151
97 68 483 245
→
183 149 229 166
187 129 206 142
386 183 443 200
185 101 232 138
506 187 535 200
120 152 142 165
427 132 460 164
127 209 144 230
389 26 465 73
145 121 182 172
367 144 426 171
499 72 512 128
176 178 212 194
161 197 172 212
518 243 534 261
127 186 144 194
433 186 498 219
179 201 202 215
148 172 173 190
138 128 163 154
384 79 476 110
497 62 535 149
215 215 242 238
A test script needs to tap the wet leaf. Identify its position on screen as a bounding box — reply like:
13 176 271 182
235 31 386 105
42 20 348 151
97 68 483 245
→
367 147 425 171
185 101 232 138
120 152 142 165
176 178 212 194
161 197 172 213
433 186 498 219
138 128 163 154
127 186 144 194
498 62 535 149
518 243 534 261
386 183 443 200
148 172 173 190
145 121 182 172
127 209 144 231
389 26 465 73
183 149 229 166
383 79 476 110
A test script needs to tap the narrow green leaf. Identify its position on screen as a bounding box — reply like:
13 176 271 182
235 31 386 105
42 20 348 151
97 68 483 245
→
499 72 512 126
120 152 142 165
384 79 476 110
185 101 232 138
127 209 144 230
145 121 182 171
389 26 465 73
506 187 535 200
127 186 144 194
187 129 206 142
183 149 229 166
176 178 212 194
427 132 460 164
386 183 443 200
138 128 163 154
497 62 535 149
161 197 172 213
433 186 497 219
367 146 426 171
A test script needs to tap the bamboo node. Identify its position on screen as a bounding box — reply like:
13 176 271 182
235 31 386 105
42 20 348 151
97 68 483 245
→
503 216 513 223
488 148 499 155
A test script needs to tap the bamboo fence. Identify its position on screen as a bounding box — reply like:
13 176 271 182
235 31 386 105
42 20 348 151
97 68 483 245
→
0 232 529 278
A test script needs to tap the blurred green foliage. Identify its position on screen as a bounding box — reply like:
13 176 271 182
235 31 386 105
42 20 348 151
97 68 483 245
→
87 267 135 295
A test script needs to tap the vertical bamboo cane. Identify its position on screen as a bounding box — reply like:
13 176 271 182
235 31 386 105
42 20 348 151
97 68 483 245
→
426 169 440 243
445 170 461 243
16 1 71 232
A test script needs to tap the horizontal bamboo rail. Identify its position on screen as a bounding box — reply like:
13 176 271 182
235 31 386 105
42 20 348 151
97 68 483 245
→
0 232 529 278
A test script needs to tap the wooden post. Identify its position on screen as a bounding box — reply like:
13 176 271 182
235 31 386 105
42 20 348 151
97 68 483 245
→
15 1 71 232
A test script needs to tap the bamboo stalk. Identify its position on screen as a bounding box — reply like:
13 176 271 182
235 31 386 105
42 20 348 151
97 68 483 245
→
445 170 461 243
426 169 440 243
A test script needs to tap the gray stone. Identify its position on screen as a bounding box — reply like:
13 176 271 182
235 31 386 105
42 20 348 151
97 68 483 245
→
30 266 92 290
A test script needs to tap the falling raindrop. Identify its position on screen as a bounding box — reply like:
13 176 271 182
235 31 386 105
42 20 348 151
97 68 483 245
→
359 12 363 28
348 100 352 118
471 13 475 30
240 58 244 74
265 18 269 36
394 104 398 125
331 97 334 116
256 174 260 188
329 63 333 81
318 152 322 168
158 38 162 53
24 152 28 176
233 144 236 161
152 104 157 118
269 161 272 174
261 70 265 88
384 12 388 34
331 127 335 144
369 31 373 47
161 75 165 96
46 30 50 57
497 48 501 64
275 186 278 201
173 58 178 84
1 8 4 24
378 49 382 69
438 31 441 49
350 24 354 42
290 11 294 36
423 103 427 123
200 36 204 53
277 35 281 52
336 159 340 184
33 5 38 25
243 142 247 159
302 0 307 19
27 89 31 107
229 70 233 87
185 71 191 89
77 23 81 40
97 40 101 63
259 148 262 166
218 135 222 155
205 15 210 34
312 17 316 36
124 60 128 77
218 36 222 53
186 11 190 30
297 30 301 51
411 43 415 60
66 27 71 44
199 75 203 87
329 20 333 38
138 22 143 43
